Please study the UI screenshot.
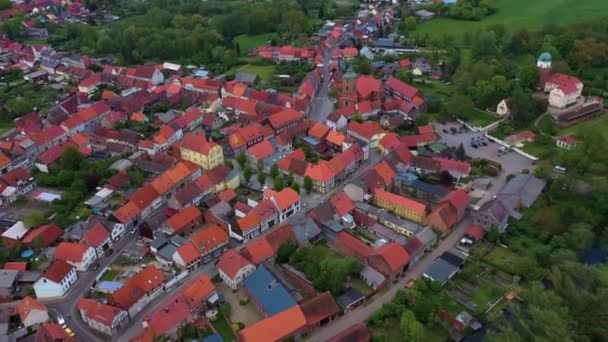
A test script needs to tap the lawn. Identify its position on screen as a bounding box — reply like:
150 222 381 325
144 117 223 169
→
212 315 236 342
231 64 276 82
371 320 450 341
414 79 453 102
483 245 526 275
100 269 118 282
462 108 499 128
417 0 608 42
558 113 608 141
234 33 276 52
0 121 13 133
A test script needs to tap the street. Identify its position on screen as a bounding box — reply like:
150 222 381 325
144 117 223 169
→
307 215 474 341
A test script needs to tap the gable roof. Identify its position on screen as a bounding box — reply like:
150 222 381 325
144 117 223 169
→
77 298 123 327
42 260 74 283
21 224 62 247
237 305 307 342
247 140 275 160
243 265 296 316
217 249 254 280
110 265 165 309
189 224 229 255
385 76 419 99
82 223 110 247
356 75 382 98
270 188 301 211
164 206 202 234
268 109 303 129
370 243 410 272
330 192 354 217
15 296 47 322
300 291 340 326
54 242 89 263
373 189 427 214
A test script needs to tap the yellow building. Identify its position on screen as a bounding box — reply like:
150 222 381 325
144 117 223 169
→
179 132 224 170
372 189 427 223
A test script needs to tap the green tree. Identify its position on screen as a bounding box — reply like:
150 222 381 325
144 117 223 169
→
224 160 234 169
455 144 466 160
445 93 474 118
303 176 313 193
257 171 267 186
23 210 48 228
243 165 253 184
517 62 539 90
287 172 294 185
291 182 300 193
127 169 145 188
510 86 537 128
404 16 417 31
276 242 297 263
60 147 84 171
235 41 241 57
352 113 363 123
274 176 284 191
236 152 247 167
400 309 424 342
269 163 279 178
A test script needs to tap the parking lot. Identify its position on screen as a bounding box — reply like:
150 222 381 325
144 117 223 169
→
433 122 535 176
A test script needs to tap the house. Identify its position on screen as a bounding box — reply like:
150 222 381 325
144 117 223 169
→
54 242 97 271
246 140 275 169
372 189 427 223
172 224 229 269
0 167 36 202
328 323 371 342
237 305 307 342
266 187 301 222
545 73 583 109
33 261 77 298
142 275 217 340
497 174 546 211
346 121 385 148
426 190 470 233
505 130 536 146
496 98 511 116
179 132 224 170
216 249 256 290
268 109 304 134
415 9 435 21
243 265 297 317
392 172 449 204
460 225 485 245
240 225 296 264
422 257 459 285
161 205 202 235
326 111 348 131
82 223 112 257
77 298 128 336
0 270 18 297
366 243 410 280
336 288 366 312
556 135 576 150
473 199 511 232
15 296 49 328
289 216 322 246
300 291 340 332
109 265 166 318
384 77 425 112
360 265 386 291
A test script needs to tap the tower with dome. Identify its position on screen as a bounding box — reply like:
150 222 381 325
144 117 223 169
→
536 52 553 90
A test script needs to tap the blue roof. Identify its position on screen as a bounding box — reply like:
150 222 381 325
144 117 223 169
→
244 266 296 316
96 281 124 292
203 333 224 342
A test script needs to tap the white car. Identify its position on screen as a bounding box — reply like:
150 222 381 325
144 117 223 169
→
56 315 66 328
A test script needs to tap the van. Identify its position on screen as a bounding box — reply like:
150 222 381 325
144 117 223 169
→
498 146 509 153
553 165 567 174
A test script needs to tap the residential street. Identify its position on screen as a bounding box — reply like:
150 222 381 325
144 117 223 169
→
307 215 474 341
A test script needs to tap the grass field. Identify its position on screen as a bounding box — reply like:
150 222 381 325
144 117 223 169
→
463 109 499 128
213 315 235 342
234 33 275 52
237 64 276 82
417 0 608 41
0 121 13 133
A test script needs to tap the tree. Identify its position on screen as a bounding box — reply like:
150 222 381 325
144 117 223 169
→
517 62 539 90
400 309 424 342
287 172 294 185
236 152 247 167
510 86 537 128
291 182 300 193
269 163 279 178
243 165 253 184
274 176 284 191
352 113 363 123
404 16 417 31
0 0 11 10
257 171 267 186
60 147 84 171
128 169 145 188
303 176 313 193
224 160 234 169
276 242 297 263
395 68 413 84
455 144 466 160
23 210 48 228
235 41 241 57
445 94 474 118
570 38 608 69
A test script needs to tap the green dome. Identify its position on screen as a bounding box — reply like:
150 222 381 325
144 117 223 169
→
538 52 552 62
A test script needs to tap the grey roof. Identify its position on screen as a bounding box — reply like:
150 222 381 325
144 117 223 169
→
17 271 42 283
109 159 133 172
336 288 365 310
235 72 257 84
0 270 18 289
498 174 546 208
290 216 321 243
423 258 459 284
322 220 344 234
415 226 437 247
478 199 511 228
355 202 423 236
376 38 400 49
368 223 407 245
415 10 435 18
441 250 467 267
360 265 385 288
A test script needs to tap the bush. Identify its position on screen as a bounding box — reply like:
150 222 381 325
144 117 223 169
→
239 297 250 305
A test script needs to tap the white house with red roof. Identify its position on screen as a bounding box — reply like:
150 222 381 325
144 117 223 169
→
54 242 97 271
556 135 577 150
266 187 301 222
77 298 128 336
33 260 77 298
217 250 256 290
545 73 583 109
82 223 112 257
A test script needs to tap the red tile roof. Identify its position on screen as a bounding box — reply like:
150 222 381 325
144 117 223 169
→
466 225 484 241
399 59 412 68
300 291 340 326
247 140 275 160
547 73 582 95
164 206 202 234
218 188 237 202
42 260 74 283
217 249 253 279
356 75 382 98
190 224 229 255
559 135 576 145
373 161 396 186
371 243 410 272
82 223 110 248
54 242 89 263
374 189 427 214
37 142 76 165
308 122 330 141
270 188 300 211
336 231 372 260
21 224 62 247
330 192 354 216
179 132 219 155
347 121 384 141
175 242 200 265
238 306 307 342
441 189 470 218
110 265 165 310
326 130 346 147
268 108 303 130
15 296 47 323
385 76 420 99
1 167 30 187
128 184 160 211
112 201 140 224
36 323 75 341
3 262 27 271
435 157 471 176
241 238 274 264
77 298 123 327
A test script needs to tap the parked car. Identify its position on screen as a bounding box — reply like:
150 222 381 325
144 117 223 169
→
92 263 100 271
105 249 114 257
471 143 478 148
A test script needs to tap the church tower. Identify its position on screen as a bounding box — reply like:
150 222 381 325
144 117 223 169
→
339 68 357 108
536 52 552 91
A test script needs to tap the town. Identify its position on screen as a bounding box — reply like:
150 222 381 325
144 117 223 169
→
0 0 607 341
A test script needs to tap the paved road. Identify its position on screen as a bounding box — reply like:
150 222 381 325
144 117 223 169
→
308 215 473 341
45 233 138 342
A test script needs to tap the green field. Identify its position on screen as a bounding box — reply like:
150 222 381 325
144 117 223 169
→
234 33 275 52
417 0 608 40
463 109 499 128
237 64 276 82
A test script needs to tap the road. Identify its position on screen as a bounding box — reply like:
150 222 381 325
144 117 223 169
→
308 215 474 341
44 233 139 342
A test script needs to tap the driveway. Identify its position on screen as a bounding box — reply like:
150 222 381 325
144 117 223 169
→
216 282 262 326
